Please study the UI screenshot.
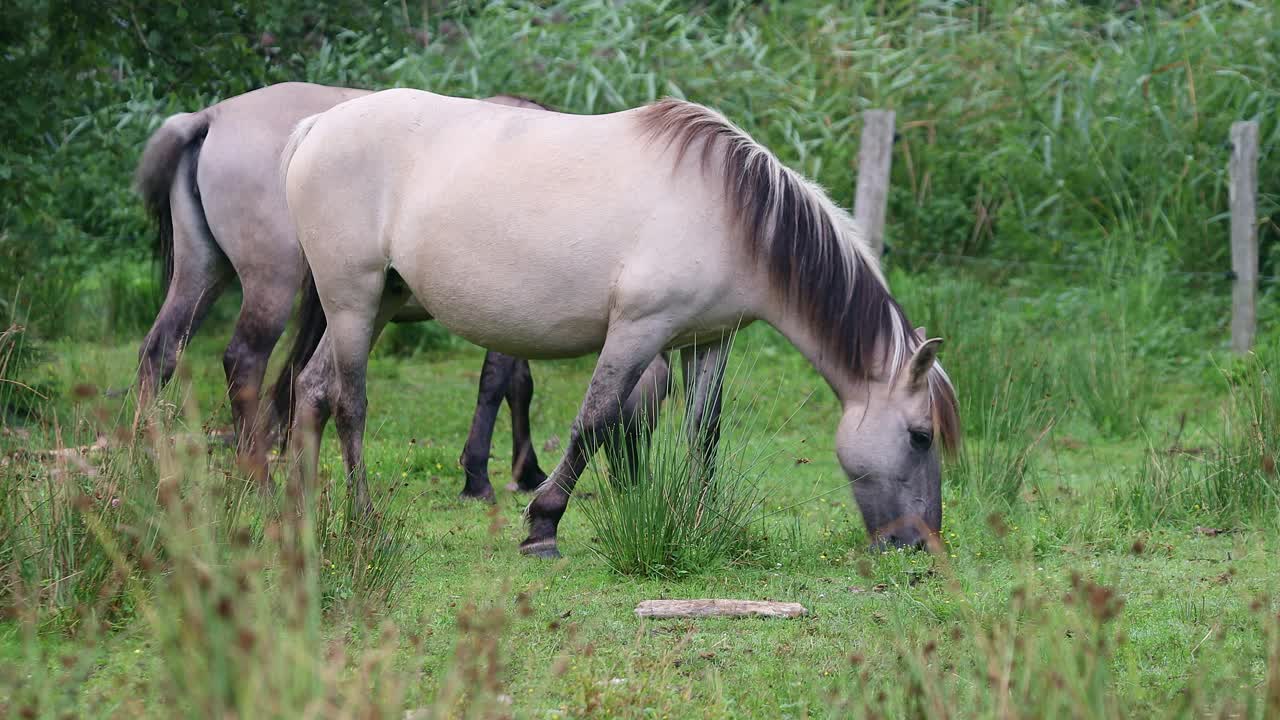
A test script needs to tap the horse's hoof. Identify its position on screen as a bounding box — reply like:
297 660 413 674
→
504 481 540 494
519 539 562 559
458 488 496 503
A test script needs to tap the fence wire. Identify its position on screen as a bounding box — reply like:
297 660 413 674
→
884 247 1280 286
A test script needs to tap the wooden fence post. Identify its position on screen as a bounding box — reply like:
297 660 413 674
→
1229 121 1259 354
854 109 896 259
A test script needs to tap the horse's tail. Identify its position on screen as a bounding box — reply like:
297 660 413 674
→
134 111 211 298
266 270 327 449
279 112 323 192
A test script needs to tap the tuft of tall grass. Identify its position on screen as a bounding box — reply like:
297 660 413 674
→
0 434 157 631
0 312 47 422
1117 347 1280 529
1 395 423 716
951 363 1056 506
1064 328 1156 439
0 380 417 627
579 346 777 578
314 475 419 609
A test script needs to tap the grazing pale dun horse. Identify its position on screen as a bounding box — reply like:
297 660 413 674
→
282 89 960 557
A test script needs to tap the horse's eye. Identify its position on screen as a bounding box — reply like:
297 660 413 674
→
909 429 933 452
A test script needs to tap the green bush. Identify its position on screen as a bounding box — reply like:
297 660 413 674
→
3 1 1276 340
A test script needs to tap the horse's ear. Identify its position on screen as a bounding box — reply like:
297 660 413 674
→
907 337 943 392
914 326 927 343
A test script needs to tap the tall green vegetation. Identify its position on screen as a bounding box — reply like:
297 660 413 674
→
0 396 421 716
2 1 1275 338
1117 342 1280 529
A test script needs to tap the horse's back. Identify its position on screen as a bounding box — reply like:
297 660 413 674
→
197 83 370 272
288 89 748 357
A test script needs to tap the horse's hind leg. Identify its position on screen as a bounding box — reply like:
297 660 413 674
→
505 358 549 492
522 320 671 558
137 153 229 410
289 331 336 504
223 276 299 487
680 339 730 481
323 275 408 517
138 275 228 404
457 351 518 501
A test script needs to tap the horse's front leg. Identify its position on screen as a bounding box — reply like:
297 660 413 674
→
521 323 672 558
603 352 672 485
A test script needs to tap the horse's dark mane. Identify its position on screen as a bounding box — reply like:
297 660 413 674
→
638 98 960 453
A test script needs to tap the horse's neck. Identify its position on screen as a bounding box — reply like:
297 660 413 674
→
763 303 862 405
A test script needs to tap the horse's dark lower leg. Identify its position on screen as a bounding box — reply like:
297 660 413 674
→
457 351 516 501
223 291 292 489
137 279 227 409
287 335 334 509
522 327 669 558
506 358 548 492
680 341 729 483
602 353 671 485
332 361 372 518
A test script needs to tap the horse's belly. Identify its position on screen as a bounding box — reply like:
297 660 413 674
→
393 244 614 359
433 301 610 359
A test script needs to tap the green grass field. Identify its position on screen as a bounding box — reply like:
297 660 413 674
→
3 274 1278 716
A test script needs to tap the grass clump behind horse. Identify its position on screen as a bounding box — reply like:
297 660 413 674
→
1117 342 1280 531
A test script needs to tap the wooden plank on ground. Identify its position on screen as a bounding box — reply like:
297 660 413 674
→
634 599 807 619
